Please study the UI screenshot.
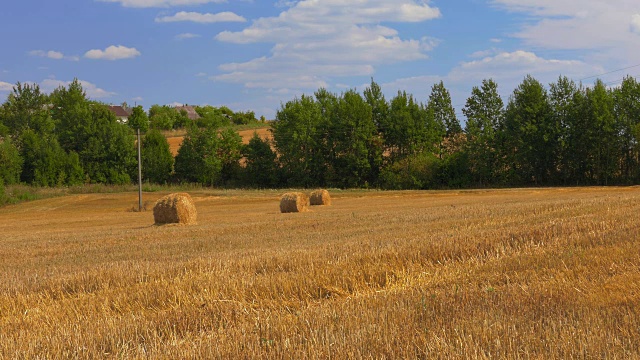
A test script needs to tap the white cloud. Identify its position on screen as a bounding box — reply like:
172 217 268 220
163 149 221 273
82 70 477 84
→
450 51 602 83
132 96 144 102
0 81 13 92
156 11 246 23
84 45 141 60
29 50 79 61
213 0 441 91
168 102 184 107
492 0 640 63
631 14 640 34
40 79 116 99
470 48 500 59
175 33 201 40
98 0 225 8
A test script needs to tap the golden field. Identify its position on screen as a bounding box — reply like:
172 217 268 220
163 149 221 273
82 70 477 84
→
165 127 273 156
1 187 639 359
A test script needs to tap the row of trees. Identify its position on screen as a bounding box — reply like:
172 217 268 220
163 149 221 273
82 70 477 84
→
0 81 136 187
2 75 640 191
147 104 259 130
263 76 640 188
0 80 260 190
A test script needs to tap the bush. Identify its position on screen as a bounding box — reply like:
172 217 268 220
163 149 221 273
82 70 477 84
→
379 152 441 190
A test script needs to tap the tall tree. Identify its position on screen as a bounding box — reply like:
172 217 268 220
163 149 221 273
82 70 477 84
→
363 79 389 131
502 75 555 185
327 89 382 188
49 79 93 154
141 129 173 184
427 81 460 138
613 76 640 183
463 79 504 185
0 82 53 137
271 95 327 187
549 76 581 184
243 133 278 188
584 79 618 185
128 105 149 133
50 80 136 184
174 125 243 186
382 91 433 160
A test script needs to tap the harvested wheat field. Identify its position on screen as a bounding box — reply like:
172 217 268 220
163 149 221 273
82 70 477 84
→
1 187 640 358
166 127 272 156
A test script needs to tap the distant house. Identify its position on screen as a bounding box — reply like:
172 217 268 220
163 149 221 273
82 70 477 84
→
174 105 201 120
108 105 132 124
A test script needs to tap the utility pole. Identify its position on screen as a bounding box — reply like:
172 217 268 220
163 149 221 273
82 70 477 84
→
137 127 143 211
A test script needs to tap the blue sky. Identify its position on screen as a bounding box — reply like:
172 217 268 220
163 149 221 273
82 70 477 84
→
2 0 640 119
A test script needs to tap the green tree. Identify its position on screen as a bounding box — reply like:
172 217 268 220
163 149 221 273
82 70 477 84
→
141 129 173 184
232 110 256 125
363 79 389 131
427 81 460 138
173 126 204 183
49 79 93 154
549 76 581 184
174 126 243 186
174 109 190 129
381 91 436 160
128 105 149 132
0 138 23 185
217 128 244 185
501 75 555 185
244 133 278 188
584 79 618 185
271 94 327 187
613 76 640 183
18 129 83 186
148 105 176 130
327 89 382 187
50 81 136 184
195 105 229 129
463 79 504 185
0 82 54 137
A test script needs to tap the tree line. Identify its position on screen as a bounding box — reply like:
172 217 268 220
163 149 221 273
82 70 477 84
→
262 75 640 189
1 75 640 191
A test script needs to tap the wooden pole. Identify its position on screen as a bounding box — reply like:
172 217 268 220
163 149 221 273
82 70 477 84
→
137 127 142 211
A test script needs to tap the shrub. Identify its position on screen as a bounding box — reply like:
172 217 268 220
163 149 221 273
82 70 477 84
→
379 152 441 190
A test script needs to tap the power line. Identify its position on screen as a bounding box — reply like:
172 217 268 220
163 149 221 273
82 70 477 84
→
602 74 639 87
579 63 640 82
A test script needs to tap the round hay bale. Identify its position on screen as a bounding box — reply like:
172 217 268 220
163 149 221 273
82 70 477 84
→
153 193 197 225
310 189 331 206
280 192 309 213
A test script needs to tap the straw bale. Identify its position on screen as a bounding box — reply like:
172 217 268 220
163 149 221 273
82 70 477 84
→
310 189 331 206
280 192 309 213
153 193 197 225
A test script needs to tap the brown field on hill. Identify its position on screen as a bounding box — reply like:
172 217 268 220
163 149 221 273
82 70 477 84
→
1 187 640 358
166 127 272 156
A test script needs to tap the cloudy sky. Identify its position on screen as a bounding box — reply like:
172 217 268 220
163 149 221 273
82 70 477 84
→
1 0 640 119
